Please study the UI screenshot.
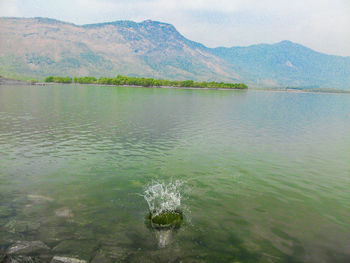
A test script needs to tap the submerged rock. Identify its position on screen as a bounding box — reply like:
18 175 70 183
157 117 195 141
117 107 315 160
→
7 241 50 256
148 210 183 229
27 195 54 203
90 251 113 263
54 208 73 219
5 220 40 234
154 230 173 248
1 255 36 263
52 240 97 261
0 205 13 218
36 224 76 247
0 232 20 247
145 210 184 248
98 236 132 261
50 256 87 263
2 254 53 263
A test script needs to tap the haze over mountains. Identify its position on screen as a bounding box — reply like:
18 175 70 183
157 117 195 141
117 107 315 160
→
1 17 349 89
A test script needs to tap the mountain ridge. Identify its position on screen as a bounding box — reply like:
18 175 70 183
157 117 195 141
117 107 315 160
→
1 17 349 89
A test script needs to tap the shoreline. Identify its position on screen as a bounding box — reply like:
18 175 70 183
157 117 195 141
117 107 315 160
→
0 76 32 86
34 82 350 94
1 77 349 94
33 82 249 91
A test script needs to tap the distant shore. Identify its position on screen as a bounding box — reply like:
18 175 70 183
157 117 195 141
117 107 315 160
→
34 82 249 91
32 82 350 94
1 76 349 94
44 75 249 89
0 76 32 85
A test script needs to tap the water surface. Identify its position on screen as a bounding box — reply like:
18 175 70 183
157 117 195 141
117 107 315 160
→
0 85 349 262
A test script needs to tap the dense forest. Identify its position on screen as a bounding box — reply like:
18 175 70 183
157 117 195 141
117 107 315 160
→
44 75 248 89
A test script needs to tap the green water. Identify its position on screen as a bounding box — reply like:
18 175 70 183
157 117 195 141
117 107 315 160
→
0 85 349 262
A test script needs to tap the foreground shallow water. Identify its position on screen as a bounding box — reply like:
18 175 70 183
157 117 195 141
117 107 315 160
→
0 85 349 262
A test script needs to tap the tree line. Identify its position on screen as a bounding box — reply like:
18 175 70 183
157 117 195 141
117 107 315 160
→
44 75 248 89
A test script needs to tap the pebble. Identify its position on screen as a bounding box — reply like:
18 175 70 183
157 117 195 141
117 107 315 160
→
50 256 87 263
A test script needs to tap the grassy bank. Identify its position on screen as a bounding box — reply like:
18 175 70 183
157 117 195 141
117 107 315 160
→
44 75 248 89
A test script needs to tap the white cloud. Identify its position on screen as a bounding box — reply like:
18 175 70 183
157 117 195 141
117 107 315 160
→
74 0 119 12
0 0 21 16
151 0 244 13
1 0 349 56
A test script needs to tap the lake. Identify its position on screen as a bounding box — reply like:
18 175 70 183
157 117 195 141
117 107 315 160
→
0 85 349 262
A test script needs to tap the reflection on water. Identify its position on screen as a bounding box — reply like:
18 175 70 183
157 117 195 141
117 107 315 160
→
0 85 350 262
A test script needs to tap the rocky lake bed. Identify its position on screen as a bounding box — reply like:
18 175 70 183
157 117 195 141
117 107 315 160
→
1 84 349 262
0 193 191 263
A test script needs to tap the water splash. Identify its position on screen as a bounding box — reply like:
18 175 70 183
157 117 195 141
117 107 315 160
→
144 180 183 216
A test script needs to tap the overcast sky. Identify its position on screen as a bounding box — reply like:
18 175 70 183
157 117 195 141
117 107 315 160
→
1 0 349 56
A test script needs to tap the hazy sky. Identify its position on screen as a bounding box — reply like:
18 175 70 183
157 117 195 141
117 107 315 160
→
1 0 349 56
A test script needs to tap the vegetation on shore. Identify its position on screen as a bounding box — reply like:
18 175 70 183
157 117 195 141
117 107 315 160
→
44 75 248 89
44 76 73 84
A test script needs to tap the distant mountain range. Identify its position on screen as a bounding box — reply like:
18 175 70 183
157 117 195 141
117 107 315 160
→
1 17 349 89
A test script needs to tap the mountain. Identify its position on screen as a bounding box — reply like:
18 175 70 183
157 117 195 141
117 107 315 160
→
0 17 349 89
212 41 350 89
0 17 236 82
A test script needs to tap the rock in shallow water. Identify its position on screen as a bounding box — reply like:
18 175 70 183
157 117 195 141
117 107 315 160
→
54 208 73 219
90 251 113 263
50 256 87 263
7 241 50 255
1 255 36 263
148 210 183 229
52 240 97 261
0 205 13 218
5 220 40 234
0 232 20 248
27 195 54 203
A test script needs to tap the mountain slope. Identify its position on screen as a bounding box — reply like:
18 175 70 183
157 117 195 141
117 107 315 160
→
0 17 349 89
211 40 350 89
0 17 236 82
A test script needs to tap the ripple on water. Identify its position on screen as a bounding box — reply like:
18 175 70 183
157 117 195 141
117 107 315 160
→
0 86 350 262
